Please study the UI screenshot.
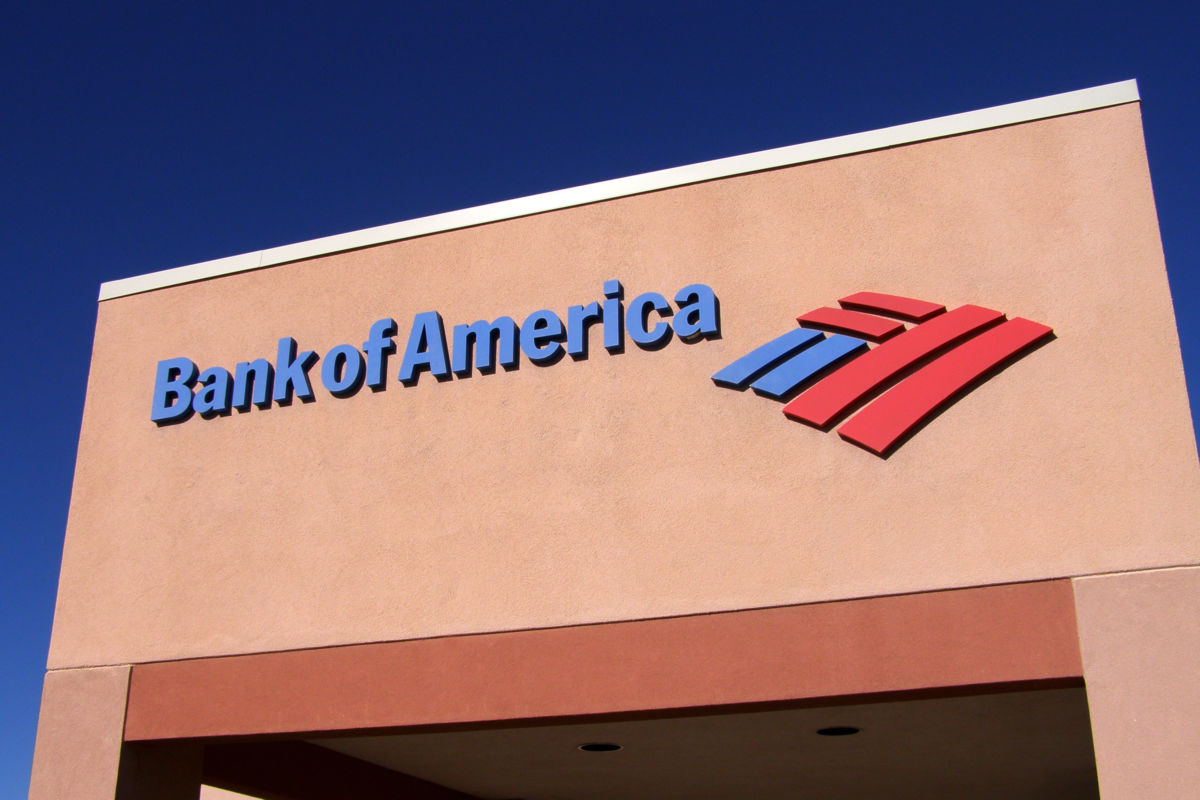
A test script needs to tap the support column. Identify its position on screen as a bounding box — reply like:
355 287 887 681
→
29 666 131 800
29 664 203 800
1073 566 1200 797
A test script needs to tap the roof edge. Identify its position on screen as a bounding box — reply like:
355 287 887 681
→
98 79 1139 301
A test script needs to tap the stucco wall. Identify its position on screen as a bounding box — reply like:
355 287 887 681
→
48 101 1200 669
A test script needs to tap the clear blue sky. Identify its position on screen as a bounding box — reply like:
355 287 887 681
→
2 1 1197 792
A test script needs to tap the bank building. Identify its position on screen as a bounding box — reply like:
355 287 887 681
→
30 80 1200 799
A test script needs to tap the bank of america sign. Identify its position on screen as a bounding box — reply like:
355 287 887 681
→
712 292 1053 456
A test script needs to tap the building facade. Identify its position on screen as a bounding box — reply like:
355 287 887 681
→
30 80 1200 799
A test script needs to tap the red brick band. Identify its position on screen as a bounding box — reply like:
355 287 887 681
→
124 579 1082 741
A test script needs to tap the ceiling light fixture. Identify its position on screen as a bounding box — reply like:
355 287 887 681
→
816 726 860 736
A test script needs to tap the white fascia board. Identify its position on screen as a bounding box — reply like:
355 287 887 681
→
98 79 1139 302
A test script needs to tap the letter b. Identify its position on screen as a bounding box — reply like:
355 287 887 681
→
151 357 198 424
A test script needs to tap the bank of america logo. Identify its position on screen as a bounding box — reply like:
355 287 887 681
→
712 292 1053 456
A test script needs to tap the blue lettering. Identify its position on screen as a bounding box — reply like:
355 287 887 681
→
362 318 397 391
673 284 720 341
520 309 566 364
151 357 198 424
321 344 365 397
232 359 274 411
398 311 450 385
193 366 232 416
602 279 623 353
566 302 603 359
452 317 519 377
272 337 318 405
149 279 721 425
626 291 673 349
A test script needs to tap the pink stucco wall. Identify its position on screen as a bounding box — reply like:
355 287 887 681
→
45 101 1199 670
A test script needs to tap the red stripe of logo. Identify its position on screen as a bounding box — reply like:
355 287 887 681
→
837 318 1054 455
783 305 1005 428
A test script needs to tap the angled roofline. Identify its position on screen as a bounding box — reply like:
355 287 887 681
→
98 79 1139 301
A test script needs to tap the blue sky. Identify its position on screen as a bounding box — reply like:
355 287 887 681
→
2 1 1197 792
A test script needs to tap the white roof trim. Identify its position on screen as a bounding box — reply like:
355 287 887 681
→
99 79 1139 301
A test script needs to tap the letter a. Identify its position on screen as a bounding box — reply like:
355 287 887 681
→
398 311 451 385
673 284 720 341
